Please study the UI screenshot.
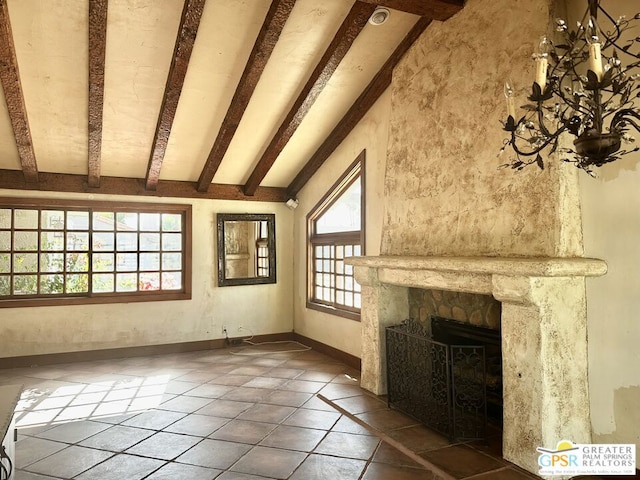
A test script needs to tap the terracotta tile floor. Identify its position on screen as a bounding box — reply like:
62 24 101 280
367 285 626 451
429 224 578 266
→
0 343 542 479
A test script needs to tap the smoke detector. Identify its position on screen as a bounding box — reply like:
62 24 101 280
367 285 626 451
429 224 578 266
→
369 7 390 26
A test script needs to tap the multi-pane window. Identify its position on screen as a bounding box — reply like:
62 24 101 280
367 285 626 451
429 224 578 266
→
256 221 269 278
0 199 191 307
307 152 364 321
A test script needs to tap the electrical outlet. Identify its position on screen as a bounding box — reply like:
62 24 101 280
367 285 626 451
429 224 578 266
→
222 325 227 335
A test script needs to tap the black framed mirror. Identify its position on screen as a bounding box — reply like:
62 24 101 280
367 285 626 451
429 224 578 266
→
217 213 276 286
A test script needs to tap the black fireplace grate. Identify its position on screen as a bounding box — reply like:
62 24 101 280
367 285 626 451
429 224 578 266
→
386 319 487 441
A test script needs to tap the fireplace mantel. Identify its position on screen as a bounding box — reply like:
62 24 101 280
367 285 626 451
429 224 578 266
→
346 255 607 477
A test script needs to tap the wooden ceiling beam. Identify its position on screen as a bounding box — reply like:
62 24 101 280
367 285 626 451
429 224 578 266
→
88 0 108 188
356 0 463 20
145 0 206 191
287 17 431 198
242 1 376 196
196 0 297 193
0 169 287 202
0 0 38 183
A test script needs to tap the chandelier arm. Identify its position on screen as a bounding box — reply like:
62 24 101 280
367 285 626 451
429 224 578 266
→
596 4 640 60
611 109 640 133
509 127 565 158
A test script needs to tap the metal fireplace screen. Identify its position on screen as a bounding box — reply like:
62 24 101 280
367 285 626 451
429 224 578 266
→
386 319 487 440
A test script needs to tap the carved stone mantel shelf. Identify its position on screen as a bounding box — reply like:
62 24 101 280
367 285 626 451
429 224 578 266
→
345 255 607 478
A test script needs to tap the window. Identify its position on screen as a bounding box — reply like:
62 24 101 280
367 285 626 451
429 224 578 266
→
255 221 269 278
307 152 365 320
0 198 191 308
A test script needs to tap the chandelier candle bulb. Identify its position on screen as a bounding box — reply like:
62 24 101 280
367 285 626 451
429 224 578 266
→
504 81 516 118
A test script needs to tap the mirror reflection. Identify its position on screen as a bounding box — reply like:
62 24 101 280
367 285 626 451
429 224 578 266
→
217 214 276 286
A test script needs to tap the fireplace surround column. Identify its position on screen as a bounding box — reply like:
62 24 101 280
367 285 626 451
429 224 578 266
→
349 256 607 477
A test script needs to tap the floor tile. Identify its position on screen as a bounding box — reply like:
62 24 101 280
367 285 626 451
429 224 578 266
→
333 394 387 415
331 416 373 435
300 396 338 412
176 438 251 469
227 366 270 376
314 431 380 460
361 462 433 480
419 444 505 478
296 371 337 382
196 399 255 418
186 384 235 398
15 437 67 469
74 453 165 480
164 380 200 395
34 420 110 444
263 390 313 408
266 368 304 379
159 395 213 413
221 387 273 403
175 371 222 383
469 467 541 479
13 471 59 480
259 425 326 452
356 409 420 432
241 377 287 389
163 413 230 437
372 442 424 468
126 431 202 460
290 453 367 480
229 445 307 478
209 419 276 444
236 404 295 424
209 375 254 386
280 379 326 394
144 461 222 480
78 424 155 451
216 472 277 480
122 409 186 430
283 408 341 430
389 424 451 453
25 445 113 478
318 383 364 400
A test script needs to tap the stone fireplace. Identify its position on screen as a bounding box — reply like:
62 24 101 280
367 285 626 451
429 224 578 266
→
347 255 607 476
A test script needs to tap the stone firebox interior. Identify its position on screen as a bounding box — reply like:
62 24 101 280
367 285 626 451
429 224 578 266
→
347 255 607 476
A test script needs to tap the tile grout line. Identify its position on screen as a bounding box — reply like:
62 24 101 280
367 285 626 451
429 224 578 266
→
317 393 457 480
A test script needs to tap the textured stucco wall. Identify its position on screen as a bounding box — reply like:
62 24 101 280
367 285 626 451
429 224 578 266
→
293 89 392 357
0 190 294 357
381 0 583 258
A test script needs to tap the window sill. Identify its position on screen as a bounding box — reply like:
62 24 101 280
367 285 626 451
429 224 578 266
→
306 301 360 321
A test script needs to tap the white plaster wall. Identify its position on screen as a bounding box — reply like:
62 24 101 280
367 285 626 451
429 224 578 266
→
0 189 294 357
292 89 392 358
575 0 640 454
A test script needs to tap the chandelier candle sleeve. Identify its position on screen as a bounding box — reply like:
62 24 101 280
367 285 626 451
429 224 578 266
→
586 17 603 80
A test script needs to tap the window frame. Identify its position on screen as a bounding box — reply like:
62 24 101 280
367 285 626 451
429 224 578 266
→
0 197 192 308
306 151 365 321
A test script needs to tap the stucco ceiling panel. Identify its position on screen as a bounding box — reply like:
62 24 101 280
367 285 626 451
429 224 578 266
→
159 0 271 182
8 0 88 175
100 0 183 179
213 0 354 185
262 11 419 187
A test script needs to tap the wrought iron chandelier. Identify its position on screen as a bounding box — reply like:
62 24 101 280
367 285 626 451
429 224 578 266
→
500 0 640 175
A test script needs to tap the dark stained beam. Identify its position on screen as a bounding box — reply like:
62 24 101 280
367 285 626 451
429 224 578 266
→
0 0 38 183
88 0 108 188
145 0 206 191
196 0 297 193
357 0 463 20
0 169 287 202
243 1 376 196
287 17 431 198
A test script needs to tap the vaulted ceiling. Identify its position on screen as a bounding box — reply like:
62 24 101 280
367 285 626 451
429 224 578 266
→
0 0 463 202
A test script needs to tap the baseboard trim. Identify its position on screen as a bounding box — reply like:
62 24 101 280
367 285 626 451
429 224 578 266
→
293 333 361 371
0 332 295 369
0 332 360 372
